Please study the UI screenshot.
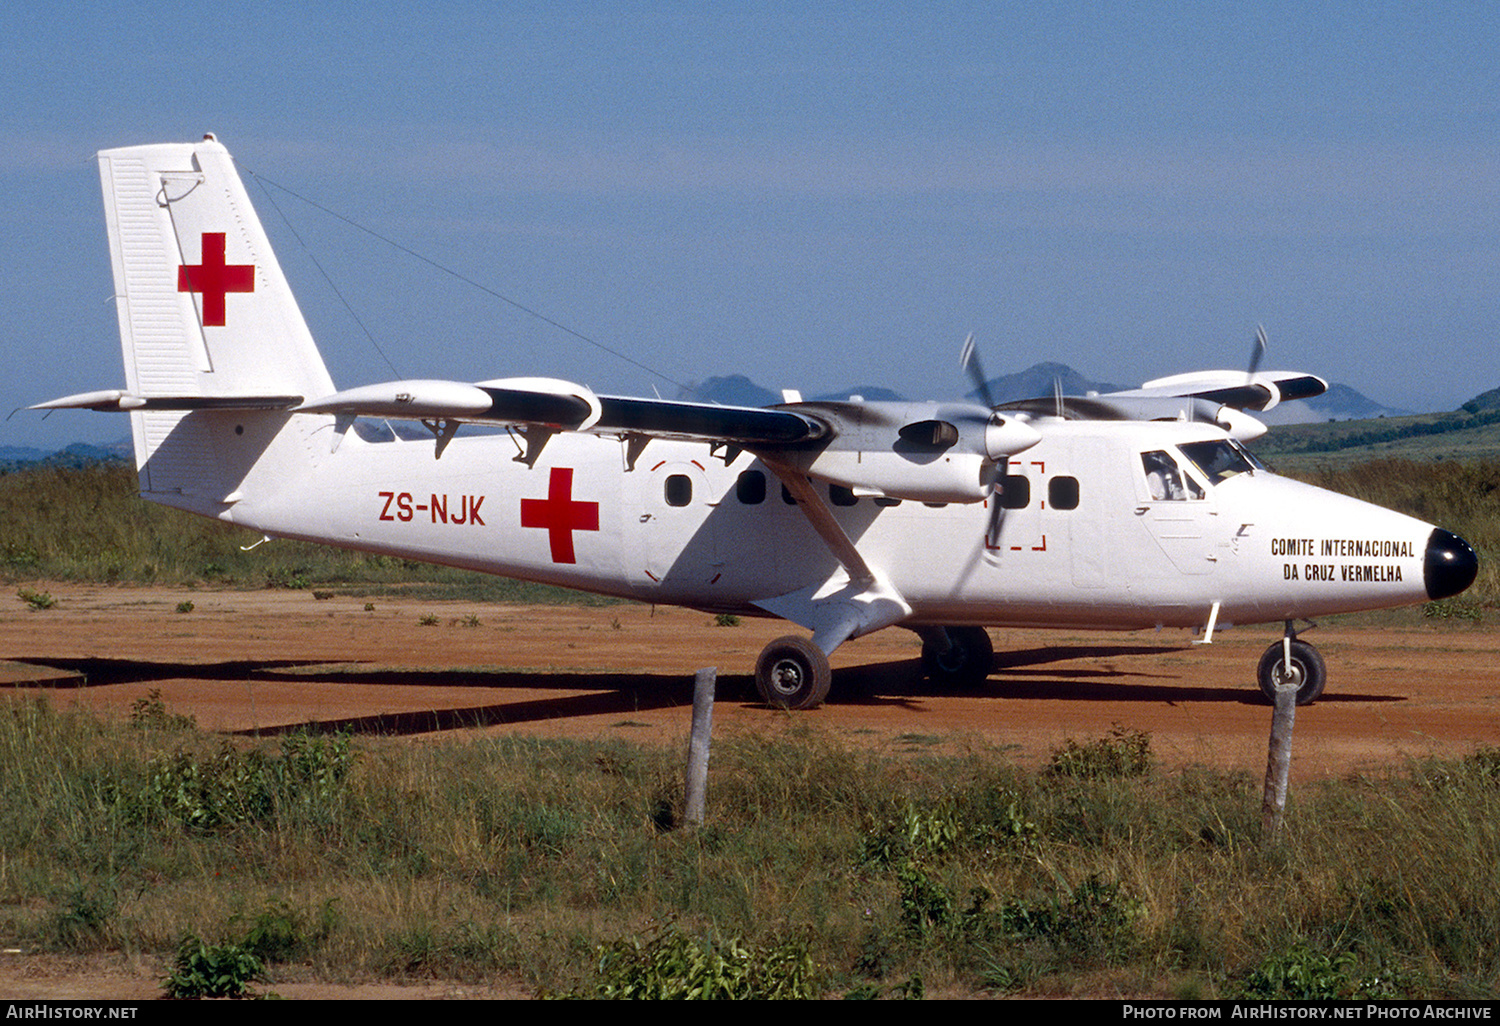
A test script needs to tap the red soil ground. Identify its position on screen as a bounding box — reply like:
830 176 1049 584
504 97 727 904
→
1 583 1496 998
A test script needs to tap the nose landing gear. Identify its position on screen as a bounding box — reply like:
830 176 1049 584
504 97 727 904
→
1257 622 1326 706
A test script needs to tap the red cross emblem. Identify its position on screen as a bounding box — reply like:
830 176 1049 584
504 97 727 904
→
178 232 255 326
520 467 600 564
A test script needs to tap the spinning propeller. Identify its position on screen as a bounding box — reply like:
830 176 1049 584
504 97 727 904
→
959 333 1019 553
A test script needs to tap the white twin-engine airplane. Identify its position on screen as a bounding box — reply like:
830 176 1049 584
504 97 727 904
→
37 136 1479 710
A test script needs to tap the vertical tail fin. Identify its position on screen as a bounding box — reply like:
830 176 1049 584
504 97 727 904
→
95 134 336 497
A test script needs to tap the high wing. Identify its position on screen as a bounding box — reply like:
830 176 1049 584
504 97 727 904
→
282 375 1044 503
994 368 1328 443
1110 368 1328 411
296 376 829 446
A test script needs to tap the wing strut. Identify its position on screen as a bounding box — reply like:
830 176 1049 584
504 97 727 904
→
760 456 875 585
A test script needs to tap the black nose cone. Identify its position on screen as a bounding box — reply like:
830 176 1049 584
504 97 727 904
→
1425 528 1479 600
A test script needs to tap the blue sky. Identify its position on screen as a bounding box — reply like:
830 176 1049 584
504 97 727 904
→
3 2 1498 450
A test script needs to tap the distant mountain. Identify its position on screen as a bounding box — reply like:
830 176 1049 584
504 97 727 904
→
684 375 781 407
1462 385 1500 413
688 375 908 406
0 438 131 472
969 362 1127 404
0 445 49 463
692 363 1132 408
684 365 1418 426
1260 383 1414 426
810 385 907 403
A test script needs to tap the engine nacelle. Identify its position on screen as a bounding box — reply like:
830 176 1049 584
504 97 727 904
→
787 449 998 504
772 399 1041 504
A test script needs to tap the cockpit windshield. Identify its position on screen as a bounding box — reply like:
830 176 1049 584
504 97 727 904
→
1141 450 1204 501
1178 439 1258 485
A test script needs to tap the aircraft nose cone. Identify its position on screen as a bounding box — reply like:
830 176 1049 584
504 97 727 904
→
1425 528 1479 601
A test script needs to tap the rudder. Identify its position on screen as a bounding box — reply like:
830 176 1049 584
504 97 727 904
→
96 134 335 496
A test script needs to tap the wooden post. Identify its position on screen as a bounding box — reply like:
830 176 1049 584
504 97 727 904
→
684 667 716 827
1261 680 1297 841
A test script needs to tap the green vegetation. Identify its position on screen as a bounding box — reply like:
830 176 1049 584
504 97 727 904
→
1269 458 1499 608
0 463 611 603
565 926 822 999
1046 725 1154 780
163 934 269 999
1254 409 1500 465
3 699 1500 998
16 587 57 611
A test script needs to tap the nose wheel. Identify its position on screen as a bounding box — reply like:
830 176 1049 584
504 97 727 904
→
1257 635 1326 706
754 635 832 710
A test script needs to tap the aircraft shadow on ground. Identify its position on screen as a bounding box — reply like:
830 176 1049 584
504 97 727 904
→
3 646 1400 737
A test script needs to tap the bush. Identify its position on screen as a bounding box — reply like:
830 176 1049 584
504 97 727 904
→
17 587 56 610
1239 943 1403 1001
132 732 354 832
1047 726 1153 779
163 933 267 999
573 926 823 1000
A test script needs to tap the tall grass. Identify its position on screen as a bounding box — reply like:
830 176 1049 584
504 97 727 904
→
1281 458 1499 607
0 463 603 601
2 699 1498 998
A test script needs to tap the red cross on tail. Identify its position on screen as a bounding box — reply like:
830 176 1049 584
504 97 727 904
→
178 232 255 326
520 467 600 564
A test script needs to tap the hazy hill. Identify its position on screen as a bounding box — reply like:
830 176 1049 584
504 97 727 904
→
684 374 781 407
0 440 131 473
688 363 1407 423
969 361 1127 404
686 375 907 405
1260 383 1414 426
1463 385 1500 413
1254 405 1500 467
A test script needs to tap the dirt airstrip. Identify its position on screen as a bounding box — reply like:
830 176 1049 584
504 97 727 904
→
3 584 1497 776
0 583 1497 998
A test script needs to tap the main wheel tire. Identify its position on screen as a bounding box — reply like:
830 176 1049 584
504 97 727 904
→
755 635 832 710
1257 639 1327 706
920 626 995 689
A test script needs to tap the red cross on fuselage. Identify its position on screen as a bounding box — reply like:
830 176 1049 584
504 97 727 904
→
520 467 600 564
178 232 255 326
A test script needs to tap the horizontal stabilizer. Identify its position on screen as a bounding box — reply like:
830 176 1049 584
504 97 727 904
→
32 389 302 412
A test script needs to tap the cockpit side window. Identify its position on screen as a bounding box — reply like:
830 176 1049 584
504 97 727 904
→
1178 439 1255 485
1141 450 1204 501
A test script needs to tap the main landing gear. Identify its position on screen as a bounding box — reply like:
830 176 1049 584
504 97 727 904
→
917 626 994 689
754 635 832 711
753 625 997 710
1256 621 1326 706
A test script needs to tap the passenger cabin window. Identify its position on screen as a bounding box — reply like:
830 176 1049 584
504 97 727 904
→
999 474 1030 510
665 474 693 507
1141 450 1203 501
736 470 766 504
1049 476 1080 511
1178 440 1256 485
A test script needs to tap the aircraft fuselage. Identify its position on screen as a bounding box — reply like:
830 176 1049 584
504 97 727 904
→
190 415 1459 638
